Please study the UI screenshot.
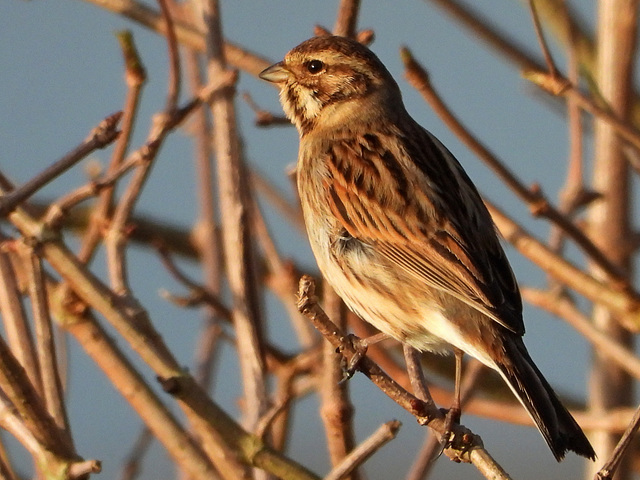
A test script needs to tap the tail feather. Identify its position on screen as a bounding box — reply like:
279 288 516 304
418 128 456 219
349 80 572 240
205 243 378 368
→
498 338 596 461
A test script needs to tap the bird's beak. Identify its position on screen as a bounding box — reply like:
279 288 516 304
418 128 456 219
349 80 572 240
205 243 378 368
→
259 62 291 83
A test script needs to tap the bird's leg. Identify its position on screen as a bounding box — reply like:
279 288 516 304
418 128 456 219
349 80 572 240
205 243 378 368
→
340 332 389 381
442 348 463 447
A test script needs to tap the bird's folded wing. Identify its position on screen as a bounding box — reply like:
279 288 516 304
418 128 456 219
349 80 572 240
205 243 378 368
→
326 179 524 335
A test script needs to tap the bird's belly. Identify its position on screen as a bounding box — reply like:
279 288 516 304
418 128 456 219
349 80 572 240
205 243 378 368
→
307 224 455 354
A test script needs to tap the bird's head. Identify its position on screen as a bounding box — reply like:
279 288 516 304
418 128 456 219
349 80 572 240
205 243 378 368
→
260 35 402 136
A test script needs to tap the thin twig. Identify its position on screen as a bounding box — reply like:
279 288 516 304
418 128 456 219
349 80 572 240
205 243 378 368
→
101 57 219 295
243 92 291 127
59 305 228 480
524 70 640 154
319 282 358 479
403 345 435 404
43 156 139 229
486 200 640 331
85 0 272 76
157 0 180 113
76 31 145 266
182 15 223 393
324 420 401 480
522 288 640 381
21 244 72 441
527 0 559 78
105 0 181 294
0 437 20 480
547 4 592 265
595 403 640 480
156 244 232 320
198 0 269 439
332 0 361 38
406 359 485 480
426 0 543 72
2 134 320 480
0 333 72 457
250 170 305 234
401 47 628 284
117 427 153 480
0 238 42 394
0 112 122 217
250 197 315 348
68 459 103 479
296 276 511 479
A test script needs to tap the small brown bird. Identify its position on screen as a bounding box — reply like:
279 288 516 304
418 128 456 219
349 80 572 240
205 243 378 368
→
260 35 595 461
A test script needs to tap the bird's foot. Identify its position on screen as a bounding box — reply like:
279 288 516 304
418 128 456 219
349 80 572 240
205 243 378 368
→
439 405 461 452
338 334 369 382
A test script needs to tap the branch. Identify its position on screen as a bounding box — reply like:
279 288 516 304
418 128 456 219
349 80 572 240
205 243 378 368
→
83 0 272 76
0 112 122 217
2 185 320 480
198 0 269 437
401 47 627 284
296 276 512 480
323 420 401 480
332 0 361 38
486 200 640 331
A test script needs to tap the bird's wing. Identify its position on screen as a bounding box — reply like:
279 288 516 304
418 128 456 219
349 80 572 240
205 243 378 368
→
323 127 524 335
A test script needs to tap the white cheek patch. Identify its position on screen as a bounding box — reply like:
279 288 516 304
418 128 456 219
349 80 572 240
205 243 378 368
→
279 83 323 130
299 88 323 119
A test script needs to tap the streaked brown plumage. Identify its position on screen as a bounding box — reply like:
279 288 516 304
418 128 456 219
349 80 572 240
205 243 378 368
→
260 35 595 461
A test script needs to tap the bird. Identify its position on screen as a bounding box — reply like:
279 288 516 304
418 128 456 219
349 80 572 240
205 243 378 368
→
259 34 595 461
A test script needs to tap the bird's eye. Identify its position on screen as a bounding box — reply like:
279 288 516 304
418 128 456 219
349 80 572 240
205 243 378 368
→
306 60 324 74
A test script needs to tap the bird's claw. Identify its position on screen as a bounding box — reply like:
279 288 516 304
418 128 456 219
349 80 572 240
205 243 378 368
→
338 334 368 382
438 406 461 456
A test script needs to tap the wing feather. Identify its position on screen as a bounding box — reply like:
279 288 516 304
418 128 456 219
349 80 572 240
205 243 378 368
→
324 123 524 335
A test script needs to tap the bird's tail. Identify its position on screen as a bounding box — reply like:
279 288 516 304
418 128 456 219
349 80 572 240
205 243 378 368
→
497 338 596 461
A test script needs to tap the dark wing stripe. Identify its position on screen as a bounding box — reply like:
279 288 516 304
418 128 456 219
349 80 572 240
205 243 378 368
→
324 125 524 334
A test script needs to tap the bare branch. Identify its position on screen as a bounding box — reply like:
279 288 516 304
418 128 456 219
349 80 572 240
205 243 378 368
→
0 112 122 217
117 427 153 480
74 31 146 270
401 47 627 284
0 238 42 394
157 0 181 112
21 244 72 440
486 200 640 331
84 0 272 76
296 276 511 479
332 0 361 38
522 288 640 380
595 403 640 480
197 0 269 437
324 420 401 480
